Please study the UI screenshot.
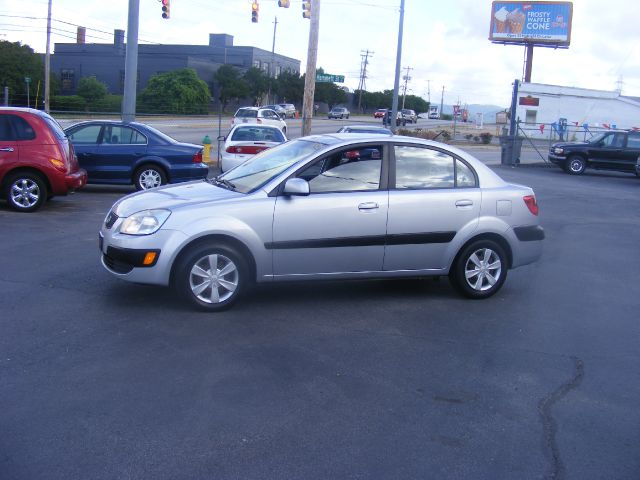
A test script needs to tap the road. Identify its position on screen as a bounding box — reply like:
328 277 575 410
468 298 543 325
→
1 144 639 479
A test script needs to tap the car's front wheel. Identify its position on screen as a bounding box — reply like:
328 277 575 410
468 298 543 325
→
565 155 586 175
176 244 248 311
450 240 507 299
134 164 167 190
4 171 47 212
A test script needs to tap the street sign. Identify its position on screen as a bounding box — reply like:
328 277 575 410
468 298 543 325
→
24 77 31 83
315 73 345 83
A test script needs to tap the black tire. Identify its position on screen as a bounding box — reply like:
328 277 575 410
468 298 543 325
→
175 244 249 311
4 171 47 212
134 164 167 190
346 115 350 119
449 239 508 299
282 126 287 135
565 155 586 175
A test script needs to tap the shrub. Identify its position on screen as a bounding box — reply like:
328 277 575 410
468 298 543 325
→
50 95 86 112
92 94 123 113
464 134 473 141
479 132 493 144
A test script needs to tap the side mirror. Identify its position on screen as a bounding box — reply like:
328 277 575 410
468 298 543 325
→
217 135 225 142
283 178 310 196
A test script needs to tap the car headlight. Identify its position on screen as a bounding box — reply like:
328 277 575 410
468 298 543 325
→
119 209 171 236
554 147 564 155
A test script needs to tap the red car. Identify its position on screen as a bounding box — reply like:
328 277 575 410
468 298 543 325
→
374 108 387 119
0 107 87 212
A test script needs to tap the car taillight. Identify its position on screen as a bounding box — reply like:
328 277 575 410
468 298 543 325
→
523 195 539 216
225 145 269 154
49 158 67 173
193 150 203 163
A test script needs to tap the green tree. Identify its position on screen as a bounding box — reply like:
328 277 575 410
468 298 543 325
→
138 68 210 114
274 71 303 107
214 65 249 112
0 41 43 107
76 76 108 108
314 82 346 109
243 67 270 106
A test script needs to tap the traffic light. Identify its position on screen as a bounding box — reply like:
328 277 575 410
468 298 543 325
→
278 0 290 7
161 0 170 19
302 0 311 19
251 1 259 23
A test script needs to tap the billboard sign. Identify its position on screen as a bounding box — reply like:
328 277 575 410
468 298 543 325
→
489 2 573 46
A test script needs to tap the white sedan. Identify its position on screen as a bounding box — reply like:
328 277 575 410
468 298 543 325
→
231 107 288 134
220 124 288 172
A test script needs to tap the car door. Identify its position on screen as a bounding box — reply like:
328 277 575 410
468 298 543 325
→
589 132 626 170
271 143 389 277
66 123 103 179
384 144 481 271
94 125 148 183
622 132 640 172
0 115 20 174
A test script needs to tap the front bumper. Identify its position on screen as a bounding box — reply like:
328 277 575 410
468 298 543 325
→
547 153 567 166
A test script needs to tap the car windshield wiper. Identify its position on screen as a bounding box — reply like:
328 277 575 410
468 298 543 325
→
210 176 237 190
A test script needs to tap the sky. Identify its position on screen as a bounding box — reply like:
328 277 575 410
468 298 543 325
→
1 0 639 108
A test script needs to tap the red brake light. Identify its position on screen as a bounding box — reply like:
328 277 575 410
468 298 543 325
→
523 195 539 216
225 145 269 154
193 150 203 163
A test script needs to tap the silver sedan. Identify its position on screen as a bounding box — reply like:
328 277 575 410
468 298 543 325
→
99 134 544 311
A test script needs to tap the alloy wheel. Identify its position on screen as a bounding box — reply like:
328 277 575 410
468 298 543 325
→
464 248 502 292
189 253 239 304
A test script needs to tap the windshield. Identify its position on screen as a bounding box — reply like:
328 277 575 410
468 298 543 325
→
221 139 326 193
235 109 258 118
231 126 285 142
136 124 176 143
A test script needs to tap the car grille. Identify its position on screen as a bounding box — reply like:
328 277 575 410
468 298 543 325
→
103 253 134 274
104 210 118 229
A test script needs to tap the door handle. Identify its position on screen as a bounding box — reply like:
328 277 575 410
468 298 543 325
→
455 199 473 207
0 147 15 152
358 202 379 210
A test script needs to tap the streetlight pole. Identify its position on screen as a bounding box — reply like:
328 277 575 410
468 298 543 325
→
44 0 52 112
390 0 405 133
122 0 140 122
301 0 320 137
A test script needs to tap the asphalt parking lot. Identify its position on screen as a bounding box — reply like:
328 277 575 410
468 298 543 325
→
1 162 639 479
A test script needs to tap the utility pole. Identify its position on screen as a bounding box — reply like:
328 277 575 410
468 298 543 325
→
301 0 320 137
427 79 431 105
44 0 52 112
390 0 405 134
401 65 412 109
357 49 373 113
440 85 444 118
268 16 278 104
122 0 140 122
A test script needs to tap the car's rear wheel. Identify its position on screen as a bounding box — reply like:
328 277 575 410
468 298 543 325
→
565 155 586 175
176 244 248 311
134 164 167 190
450 240 507 299
4 172 47 212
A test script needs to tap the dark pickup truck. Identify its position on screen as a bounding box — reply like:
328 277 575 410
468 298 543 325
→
548 130 640 175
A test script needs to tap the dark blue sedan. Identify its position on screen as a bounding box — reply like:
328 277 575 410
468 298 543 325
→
64 121 208 190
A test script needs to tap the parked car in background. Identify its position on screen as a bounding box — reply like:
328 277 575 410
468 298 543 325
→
232 107 288 133
0 107 87 212
548 130 640 175
99 134 544 311
336 125 393 135
220 124 287 172
65 121 208 190
374 109 387 119
278 104 297 118
328 107 350 119
262 104 287 119
383 109 406 127
401 109 417 124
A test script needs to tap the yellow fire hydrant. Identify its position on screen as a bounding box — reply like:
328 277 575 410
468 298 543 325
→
202 135 212 164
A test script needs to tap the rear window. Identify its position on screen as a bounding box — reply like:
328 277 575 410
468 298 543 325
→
235 109 258 119
39 112 66 140
231 126 285 142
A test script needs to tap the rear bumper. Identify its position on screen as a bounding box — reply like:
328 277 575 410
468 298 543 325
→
65 169 88 191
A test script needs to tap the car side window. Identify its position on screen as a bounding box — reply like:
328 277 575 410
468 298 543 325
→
627 133 640 149
456 159 478 187
296 146 383 193
0 116 14 141
611 133 625 148
10 116 36 140
104 126 146 145
68 125 102 144
394 145 456 189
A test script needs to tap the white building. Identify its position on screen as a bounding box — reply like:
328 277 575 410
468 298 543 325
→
514 82 640 137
